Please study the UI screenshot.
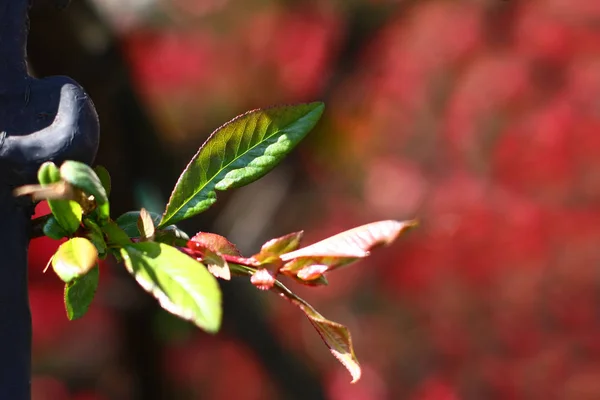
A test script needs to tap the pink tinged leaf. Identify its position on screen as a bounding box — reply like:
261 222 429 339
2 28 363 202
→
253 231 304 263
250 268 276 291
188 232 241 256
280 220 417 261
279 220 418 278
296 264 329 281
280 256 356 275
273 281 361 383
203 248 231 281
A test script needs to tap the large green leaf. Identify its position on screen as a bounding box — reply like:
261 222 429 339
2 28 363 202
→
64 265 99 320
159 102 325 227
120 242 222 333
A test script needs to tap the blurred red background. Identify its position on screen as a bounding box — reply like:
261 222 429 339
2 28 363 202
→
26 0 600 399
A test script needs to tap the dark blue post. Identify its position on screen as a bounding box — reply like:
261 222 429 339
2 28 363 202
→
0 0 99 397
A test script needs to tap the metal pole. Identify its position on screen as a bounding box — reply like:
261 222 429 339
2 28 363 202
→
0 0 99 397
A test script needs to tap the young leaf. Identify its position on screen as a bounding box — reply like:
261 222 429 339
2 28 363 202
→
202 248 231 281
37 162 82 234
279 220 418 279
138 208 156 241
116 211 162 238
253 231 304 263
159 102 325 227
52 237 99 283
120 242 222 333
188 232 241 256
60 160 108 205
64 265 99 320
273 281 361 383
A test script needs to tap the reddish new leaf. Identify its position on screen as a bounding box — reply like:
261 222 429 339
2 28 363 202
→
253 231 304 263
279 220 417 280
273 281 361 383
188 232 241 256
250 268 276 290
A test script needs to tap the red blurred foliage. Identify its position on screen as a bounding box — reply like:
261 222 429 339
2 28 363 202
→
29 0 600 397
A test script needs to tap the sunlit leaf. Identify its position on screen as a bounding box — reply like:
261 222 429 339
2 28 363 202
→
64 265 99 320
138 208 156 241
120 242 222 333
52 237 98 283
159 103 325 227
273 281 361 383
253 231 303 263
280 220 417 279
116 211 161 238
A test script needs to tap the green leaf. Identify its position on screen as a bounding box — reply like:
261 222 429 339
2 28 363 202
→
60 160 108 205
64 265 99 320
120 242 222 333
84 219 107 258
37 161 82 234
154 226 189 247
159 102 325 227
94 165 111 197
52 237 99 283
43 216 69 240
273 281 361 383
101 221 132 247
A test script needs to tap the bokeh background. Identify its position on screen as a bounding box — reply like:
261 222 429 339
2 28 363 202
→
25 0 600 399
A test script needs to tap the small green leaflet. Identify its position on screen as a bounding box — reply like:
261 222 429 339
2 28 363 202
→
37 161 82 234
120 242 222 333
52 237 98 283
159 102 325 228
65 265 99 320
60 161 108 204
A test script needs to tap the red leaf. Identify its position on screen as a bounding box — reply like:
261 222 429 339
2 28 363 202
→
188 232 241 256
273 281 361 383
